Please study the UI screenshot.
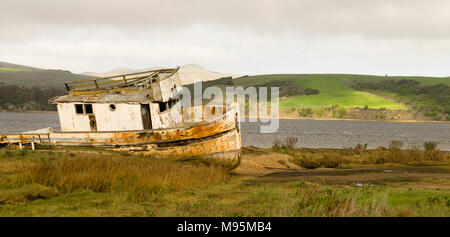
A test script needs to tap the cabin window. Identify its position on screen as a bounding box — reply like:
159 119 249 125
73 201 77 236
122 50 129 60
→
159 102 167 113
74 104 93 115
75 104 84 114
84 104 93 114
109 104 116 111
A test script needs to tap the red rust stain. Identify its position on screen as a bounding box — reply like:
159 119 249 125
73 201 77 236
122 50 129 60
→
154 132 162 140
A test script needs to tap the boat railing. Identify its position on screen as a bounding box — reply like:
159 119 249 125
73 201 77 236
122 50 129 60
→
64 67 179 92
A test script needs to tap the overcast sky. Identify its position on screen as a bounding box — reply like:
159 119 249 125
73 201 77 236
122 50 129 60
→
1 0 449 76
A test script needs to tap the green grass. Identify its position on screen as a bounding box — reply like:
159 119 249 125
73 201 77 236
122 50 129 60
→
279 75 407 109
1 179 449 217
0 67 25 72
230 74 448 110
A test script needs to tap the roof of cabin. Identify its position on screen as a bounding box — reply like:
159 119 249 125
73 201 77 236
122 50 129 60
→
64 67 179 93
49 89 154 104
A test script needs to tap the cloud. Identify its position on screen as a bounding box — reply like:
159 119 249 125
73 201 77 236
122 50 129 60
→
1 0 450 39
0 0 449 76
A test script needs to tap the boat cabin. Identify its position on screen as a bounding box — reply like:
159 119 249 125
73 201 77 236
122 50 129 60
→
49 68 183 132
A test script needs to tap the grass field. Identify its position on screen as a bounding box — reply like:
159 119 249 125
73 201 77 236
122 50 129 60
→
231 73 449 110
280 75 407 109
0 145 449 217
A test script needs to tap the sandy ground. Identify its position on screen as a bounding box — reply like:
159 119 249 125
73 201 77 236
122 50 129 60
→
233 152 302 176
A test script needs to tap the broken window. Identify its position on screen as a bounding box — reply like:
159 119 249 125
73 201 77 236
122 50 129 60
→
75 104 84 114
75 104 93 115
159 102 167 113
158 98 180 113
84 104 93 114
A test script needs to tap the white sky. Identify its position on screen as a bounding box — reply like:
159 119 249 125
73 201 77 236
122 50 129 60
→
1 0 449 76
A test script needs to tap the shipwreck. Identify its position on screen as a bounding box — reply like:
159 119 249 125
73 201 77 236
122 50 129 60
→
0 67 242 168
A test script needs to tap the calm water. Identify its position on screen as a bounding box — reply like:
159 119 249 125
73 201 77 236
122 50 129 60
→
1 111 449 151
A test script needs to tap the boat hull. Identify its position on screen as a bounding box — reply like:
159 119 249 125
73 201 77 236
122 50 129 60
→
0 104 242 169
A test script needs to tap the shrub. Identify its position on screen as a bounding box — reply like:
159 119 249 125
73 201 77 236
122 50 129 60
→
282 137 298 150
319 154 342 168
423 141 438 151
294 155 321 169
389 140 404 150
432 115 442 121
304 88 319 95
333 107 348 118
315 108 325 117
299 108 313 117
272 140 282 152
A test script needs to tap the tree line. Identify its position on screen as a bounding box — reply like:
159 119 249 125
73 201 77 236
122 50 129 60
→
352 79 450 121
0 83 65 111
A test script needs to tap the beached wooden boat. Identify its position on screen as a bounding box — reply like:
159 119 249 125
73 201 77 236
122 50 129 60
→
0 68 241 169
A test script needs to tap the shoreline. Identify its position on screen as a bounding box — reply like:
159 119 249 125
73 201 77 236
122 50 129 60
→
0 110 58 114
1 110 448 124
246 116 450 124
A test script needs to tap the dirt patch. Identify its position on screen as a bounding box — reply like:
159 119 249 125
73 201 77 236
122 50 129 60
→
249 167 450 186
235 152 450 187
233 152 302 176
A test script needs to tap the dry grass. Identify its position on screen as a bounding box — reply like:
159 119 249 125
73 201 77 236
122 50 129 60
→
272 137 298 152
290 145 450 169
0 150 228 203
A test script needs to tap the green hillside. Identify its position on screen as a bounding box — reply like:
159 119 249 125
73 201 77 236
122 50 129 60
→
199 73 449 120
231 74 408 109
280 75 406 109
0 67 25 72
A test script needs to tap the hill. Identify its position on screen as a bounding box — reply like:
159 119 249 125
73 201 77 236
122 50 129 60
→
0 67 94 89
0 61 95 111
199 73 449 121
0 61 42 71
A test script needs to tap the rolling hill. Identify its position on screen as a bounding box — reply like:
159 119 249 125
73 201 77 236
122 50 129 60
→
0 61 42 71
0 62 94 89
229 74 449 109
201 73 449 121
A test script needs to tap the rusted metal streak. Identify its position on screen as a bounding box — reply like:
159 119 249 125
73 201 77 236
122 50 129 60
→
0 134 49 144
51 127 237 147
131 128 241 159
50 120 236 145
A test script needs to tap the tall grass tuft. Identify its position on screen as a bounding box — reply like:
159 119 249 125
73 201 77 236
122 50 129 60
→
389 140 404 151
272 140 282 152
423 141 438 151
282 137 298 150
272 137 298 152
